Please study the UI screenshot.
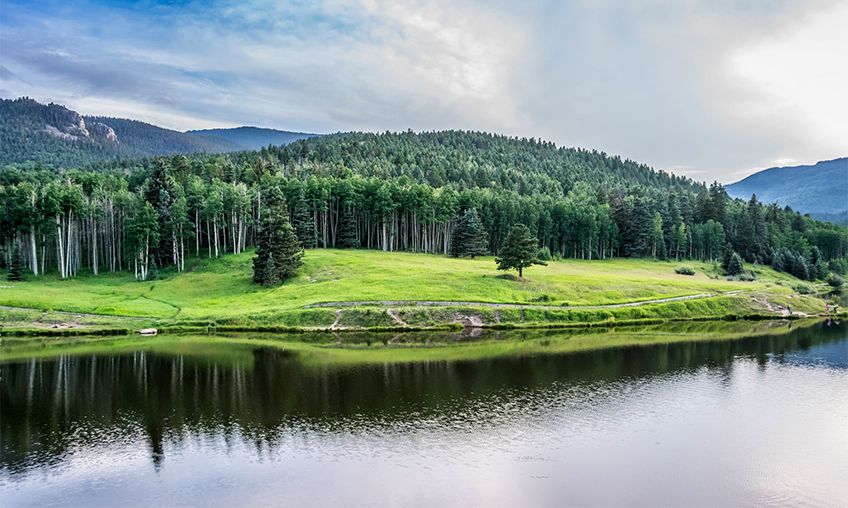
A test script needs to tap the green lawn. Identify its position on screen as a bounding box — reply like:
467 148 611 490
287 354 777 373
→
0 249 818 324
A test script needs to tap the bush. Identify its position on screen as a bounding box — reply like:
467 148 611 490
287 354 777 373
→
675 266 695 276
537 246 552 262
826 273 844 288
737 272 756 282
531 293 552 302
793 283 813 295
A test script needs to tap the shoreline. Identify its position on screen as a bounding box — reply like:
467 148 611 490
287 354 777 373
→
2 306 841 337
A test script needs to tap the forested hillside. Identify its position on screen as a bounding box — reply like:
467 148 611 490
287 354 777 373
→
1 131 846 283
0 98 240 168
188 126 318 150
727 158 848 221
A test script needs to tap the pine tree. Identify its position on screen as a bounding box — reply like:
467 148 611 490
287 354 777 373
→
6 246 25 282
253 185 303 286
337 206 359 248
144 158 174 265
722 243 735 269
771 249 785 272
276 220 304 281
292 194 317 248
450 208 488 258
495 223 546 279
726 252 744 276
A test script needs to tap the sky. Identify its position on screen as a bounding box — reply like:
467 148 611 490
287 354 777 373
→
1 0 846 183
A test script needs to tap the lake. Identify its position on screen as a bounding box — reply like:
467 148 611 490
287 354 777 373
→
1 321 847 506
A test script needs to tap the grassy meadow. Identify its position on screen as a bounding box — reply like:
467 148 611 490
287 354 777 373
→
0 249 829 331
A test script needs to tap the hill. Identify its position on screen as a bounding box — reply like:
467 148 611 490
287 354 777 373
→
0 97 240 168
268 130 699 194
727 158 848 221
187 126 317 150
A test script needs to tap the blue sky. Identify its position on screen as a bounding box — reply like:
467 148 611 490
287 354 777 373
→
1 0 846 182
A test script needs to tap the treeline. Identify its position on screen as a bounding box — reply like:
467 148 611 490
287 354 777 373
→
1 131 847 282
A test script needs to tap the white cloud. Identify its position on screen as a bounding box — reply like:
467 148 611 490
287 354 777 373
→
1 0 845 182
727 2 848 155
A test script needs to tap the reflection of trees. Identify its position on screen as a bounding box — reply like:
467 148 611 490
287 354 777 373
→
1 322 844 476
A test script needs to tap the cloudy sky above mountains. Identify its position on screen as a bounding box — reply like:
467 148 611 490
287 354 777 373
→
1 0 846 182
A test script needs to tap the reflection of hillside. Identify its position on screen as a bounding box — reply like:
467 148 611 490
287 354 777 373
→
1 322 844 476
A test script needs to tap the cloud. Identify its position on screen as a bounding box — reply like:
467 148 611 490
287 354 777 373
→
1 0 845 182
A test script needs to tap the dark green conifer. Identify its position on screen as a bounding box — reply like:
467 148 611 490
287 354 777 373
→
6 246 25 282
337 207 359 248
253 185 303 286
495 223 546 279
292 194 317 248
726 252 744 276
450 208 488 258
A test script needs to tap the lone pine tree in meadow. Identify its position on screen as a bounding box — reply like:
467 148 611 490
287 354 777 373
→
726 252 745 276
253 185 303 286
450 208 488 258
495 223 546 279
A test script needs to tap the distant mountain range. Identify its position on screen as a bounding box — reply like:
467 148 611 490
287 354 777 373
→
0 97 317 168
188 126 318 151
727 158 848 224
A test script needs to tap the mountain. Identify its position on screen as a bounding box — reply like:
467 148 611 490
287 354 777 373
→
727 158 848 221
1 97 247 168
187 126 317 150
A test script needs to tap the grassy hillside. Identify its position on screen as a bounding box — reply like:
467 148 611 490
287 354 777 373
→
0 250 828 332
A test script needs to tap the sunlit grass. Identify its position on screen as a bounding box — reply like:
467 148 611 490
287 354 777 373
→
0 249 807 323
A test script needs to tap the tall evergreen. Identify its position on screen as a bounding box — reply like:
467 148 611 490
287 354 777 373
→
496 223 546 279
450 208 488 258
253 185 303 286
726 252 744 276
337 206 359 248
292 194 317 248
144 158 175 265
6 246 24 282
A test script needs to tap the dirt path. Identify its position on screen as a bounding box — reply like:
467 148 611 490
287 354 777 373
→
387 309 408 326
305 292 729 311
330 310 343 330
750 295 809 317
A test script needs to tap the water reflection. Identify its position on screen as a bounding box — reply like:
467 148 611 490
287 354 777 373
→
1 321 846 506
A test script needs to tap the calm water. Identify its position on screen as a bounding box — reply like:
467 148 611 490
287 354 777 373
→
1 322 847 507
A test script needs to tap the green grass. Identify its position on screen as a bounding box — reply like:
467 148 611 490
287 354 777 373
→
0 249 826 329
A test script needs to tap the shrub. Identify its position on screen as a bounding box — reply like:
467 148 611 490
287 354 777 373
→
826 273 844 289
737 272 756 282
793 283 813 295
531 293 552 302
675 266 695 276
537 246 552 262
